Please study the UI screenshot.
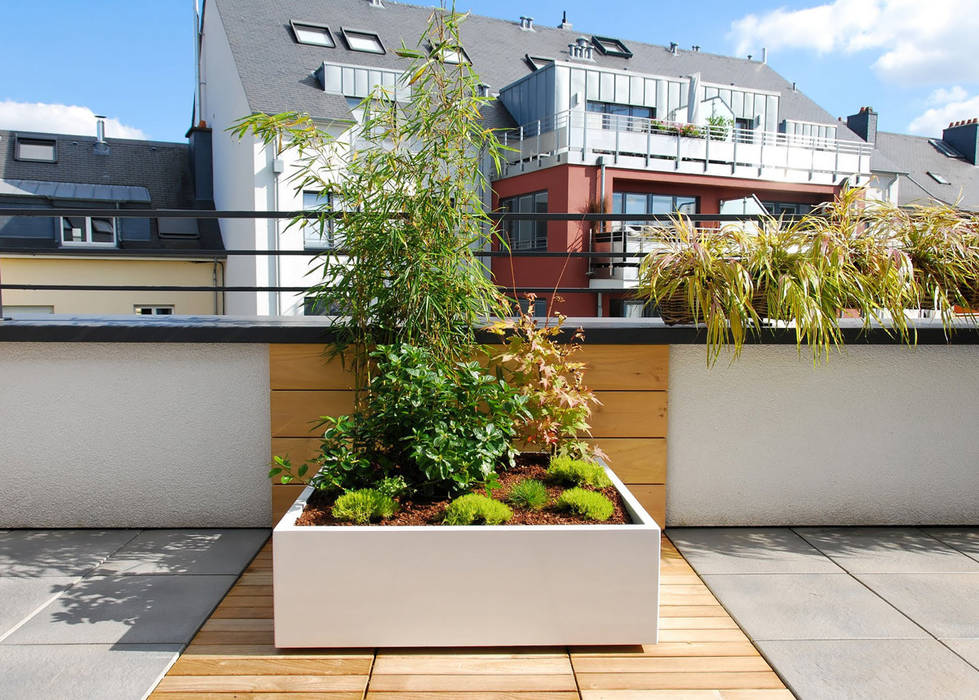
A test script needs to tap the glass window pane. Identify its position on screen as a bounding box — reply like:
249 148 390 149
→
294 25 334 47
676 197 697 214
17 139 55 161
62 217 85 243
650 195 673 215
90 217 115 243
344 30 384 53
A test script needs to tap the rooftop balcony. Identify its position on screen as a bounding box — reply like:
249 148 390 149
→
497 110 874 185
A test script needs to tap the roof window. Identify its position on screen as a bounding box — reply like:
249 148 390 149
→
291 21 335 47
341 28 385 54
525 54 554 71
929 139 961 158
431 44 469 64
591 36 633 58
15 136 56 163
927 171 951 185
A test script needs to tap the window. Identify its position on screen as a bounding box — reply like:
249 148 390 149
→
927 171 951 185
303 297 346 316
341 28 385 54
501 191 548 251
60 216 116 246
734 117 755 143
591 36 633 58
760 201 813 217
431 44 469 64
291 21 335 47
516 297 547 317
525 54 554 71
586 101 653 131
135 305 173 315
612 192 698 229
610 299 655 318
929 139 960 158
302 191 346 250
15 137 56 162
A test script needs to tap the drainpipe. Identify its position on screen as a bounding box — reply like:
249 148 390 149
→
269 157 284 316
597 156 607 318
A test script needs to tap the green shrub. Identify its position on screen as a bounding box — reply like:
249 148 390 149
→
556 488 615 521
506 479 549 510
443 494 513 525
547 456 612 489
331 489 398 524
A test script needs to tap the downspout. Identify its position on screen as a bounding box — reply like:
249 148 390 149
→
597 156 606 318
212 258 219 315
269 156 283 316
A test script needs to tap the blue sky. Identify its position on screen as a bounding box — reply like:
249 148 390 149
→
1 0 976 142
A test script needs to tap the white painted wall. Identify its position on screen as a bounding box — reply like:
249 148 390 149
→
0 343 271 527
667 345 979 526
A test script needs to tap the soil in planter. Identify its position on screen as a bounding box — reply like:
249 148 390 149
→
296 453 633 526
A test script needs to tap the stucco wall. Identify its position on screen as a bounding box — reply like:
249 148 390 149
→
0 343 271 527
667 344 979 526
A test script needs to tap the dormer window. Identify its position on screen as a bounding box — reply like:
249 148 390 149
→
929 139 961 158
591 36 632 58
15 136 56 163
291 21 335 47
341 28 385 54
525 54 554 71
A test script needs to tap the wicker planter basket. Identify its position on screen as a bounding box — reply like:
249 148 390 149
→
658 291 696 325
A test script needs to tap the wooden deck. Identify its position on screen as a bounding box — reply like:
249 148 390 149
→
148 535 791 699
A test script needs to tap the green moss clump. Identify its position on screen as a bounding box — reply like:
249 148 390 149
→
556 487 615 521
546 455 612 489
506 479 549 510
331 489 398 524
443 494 513 525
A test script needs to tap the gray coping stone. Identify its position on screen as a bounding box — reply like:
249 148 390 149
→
95 528 269 575
795 527 979 573
0 577 76 639
668 527 843 574
923 528 979 563
0 643 181 700
0 530 139 577
700 573 928 641
756 639 979 700
943 638 979 670
4 574 236 645
856 573 979 639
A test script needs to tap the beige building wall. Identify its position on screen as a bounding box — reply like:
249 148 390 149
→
0 256 223 315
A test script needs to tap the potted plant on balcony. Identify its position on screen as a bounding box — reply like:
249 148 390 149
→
233 5 659 649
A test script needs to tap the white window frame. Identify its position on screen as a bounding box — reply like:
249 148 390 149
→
60 216 117 247
134 305 174 315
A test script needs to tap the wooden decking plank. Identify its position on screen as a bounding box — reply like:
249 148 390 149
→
150 693 362 700
571 655 772 673
366 693 580 700
575 671 785 691
153 673 368 692
168 655 372 676
365 673 579 692
371 655 573 675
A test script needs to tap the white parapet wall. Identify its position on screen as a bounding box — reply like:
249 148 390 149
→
0 342 271 528
668 344 979 526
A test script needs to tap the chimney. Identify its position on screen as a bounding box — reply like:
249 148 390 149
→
187 125 215 207
558 10 572 30
846 106 878 144
943 118 979 165
569 36 593 60
691 45 700 52
93 115 110 156
761 47 767 64
368 0 383 7
669 42 678 55
477 83 491 98
519 16 534 31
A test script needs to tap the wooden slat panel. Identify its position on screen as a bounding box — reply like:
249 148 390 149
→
270 345 354 390
593 438 666 483
271 485 305 523
590 391 667 438
271 437 321 465
625 484 666 526
578 344 669 391
270 391 354 437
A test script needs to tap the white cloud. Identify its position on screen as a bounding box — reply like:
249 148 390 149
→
0 101 147 140
729 0 979 85
907 86 979 135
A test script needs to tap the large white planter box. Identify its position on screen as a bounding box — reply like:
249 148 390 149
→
272 465 660 647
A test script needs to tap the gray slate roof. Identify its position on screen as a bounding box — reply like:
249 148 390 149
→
876 131 979 212
210 0 860 139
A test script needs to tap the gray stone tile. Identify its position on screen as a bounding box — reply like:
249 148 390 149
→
944 638 979 670
95 528 268 575
795 527 979 573
0 644 180 700
756 639 979 700
924 528 979 563
0 577 76 638
856 573 979 638
668 527 842 574
0 530 138 576
701 573 927 640
4 574 235 644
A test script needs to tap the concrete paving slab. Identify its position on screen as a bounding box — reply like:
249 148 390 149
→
0 530 138 576
669 527 842 574
4 574 236 645
700 573 927 641
95 528 268 575
0 577 76 638
856 573 979 638
923 528 979 563
756 639 979 700
0 643 181 700
943 638 979 670
795 527 979 573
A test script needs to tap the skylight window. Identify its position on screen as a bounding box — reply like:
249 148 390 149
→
525 54 554 71
928 171 951 185
929 139 961 158
291 21 335 47
591 36 633 58
15 136 56 162
431 45 469 64
341 28 385 54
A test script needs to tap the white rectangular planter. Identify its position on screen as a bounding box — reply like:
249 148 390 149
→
272 465 660 647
